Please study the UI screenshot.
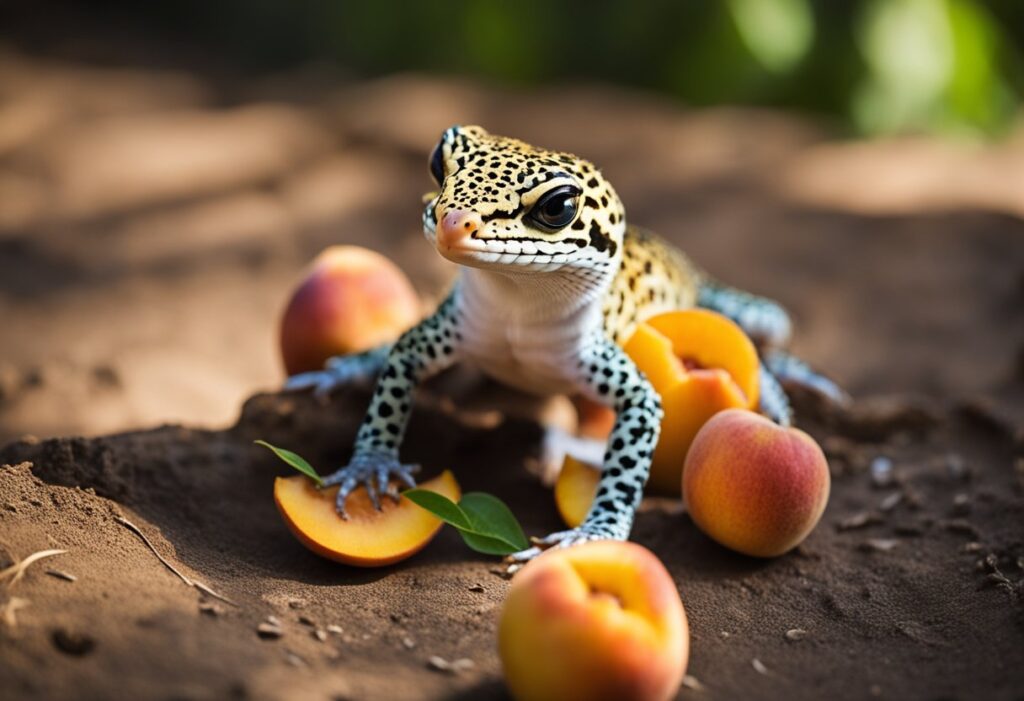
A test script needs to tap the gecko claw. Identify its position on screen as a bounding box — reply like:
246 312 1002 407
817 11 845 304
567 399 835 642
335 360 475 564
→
321 454 420 518
504 526 619 571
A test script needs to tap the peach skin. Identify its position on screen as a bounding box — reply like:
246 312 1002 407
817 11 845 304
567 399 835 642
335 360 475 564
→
623 309 760 495
279 245 421 375
683 409 830 557
499 541 688 701
274 470 460 566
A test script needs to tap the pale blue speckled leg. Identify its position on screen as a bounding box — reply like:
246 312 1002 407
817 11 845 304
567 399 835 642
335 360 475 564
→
698 281 847 422
758 365 793 427
698 281 792 348
316 293 463 517
509 335 662 562
763 349 849 406
285 344 392 397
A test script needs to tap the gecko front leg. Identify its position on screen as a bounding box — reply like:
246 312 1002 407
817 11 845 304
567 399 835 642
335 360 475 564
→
321 292 462 517
509 336 662 562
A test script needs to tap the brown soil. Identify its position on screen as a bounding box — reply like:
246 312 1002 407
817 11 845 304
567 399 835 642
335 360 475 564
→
2 43 1024 701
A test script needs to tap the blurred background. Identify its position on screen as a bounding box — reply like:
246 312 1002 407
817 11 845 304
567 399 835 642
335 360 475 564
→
2 0 1023 442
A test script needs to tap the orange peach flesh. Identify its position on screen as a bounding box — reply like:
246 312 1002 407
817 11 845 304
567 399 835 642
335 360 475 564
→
623 310 761 495
683 409 830 557
273 470 460 566
499 541 688 701
555 457 602 528
279 245 421 375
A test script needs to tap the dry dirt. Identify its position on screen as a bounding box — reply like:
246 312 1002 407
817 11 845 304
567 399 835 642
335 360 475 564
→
1 42 1024 701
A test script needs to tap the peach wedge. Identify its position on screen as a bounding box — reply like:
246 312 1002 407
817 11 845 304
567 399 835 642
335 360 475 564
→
554 456 602 528
274 470 460 566
623 309 760 495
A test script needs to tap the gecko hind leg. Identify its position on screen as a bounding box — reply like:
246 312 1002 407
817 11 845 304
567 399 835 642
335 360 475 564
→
697 281 792 348
284 344 392 397
763 349 850 406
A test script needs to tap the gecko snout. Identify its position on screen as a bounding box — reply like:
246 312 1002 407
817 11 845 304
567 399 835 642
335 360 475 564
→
438 209 482 249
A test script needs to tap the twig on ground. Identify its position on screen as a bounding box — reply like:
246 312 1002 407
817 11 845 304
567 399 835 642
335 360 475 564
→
0 549 67 589
115 516 237 607
0 596 29 628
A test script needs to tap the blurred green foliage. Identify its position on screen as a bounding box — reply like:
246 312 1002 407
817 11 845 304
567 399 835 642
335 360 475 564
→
100 0 1024 136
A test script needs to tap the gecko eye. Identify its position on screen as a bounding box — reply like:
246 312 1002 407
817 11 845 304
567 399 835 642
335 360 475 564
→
429 143 445 185
528 185 581 232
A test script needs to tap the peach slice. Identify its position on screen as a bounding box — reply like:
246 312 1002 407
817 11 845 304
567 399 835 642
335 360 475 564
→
624 309 760 495
273 470 460 566
554 456 602 528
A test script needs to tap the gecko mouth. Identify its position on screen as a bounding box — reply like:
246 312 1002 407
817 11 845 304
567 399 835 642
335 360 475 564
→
434 237 578 270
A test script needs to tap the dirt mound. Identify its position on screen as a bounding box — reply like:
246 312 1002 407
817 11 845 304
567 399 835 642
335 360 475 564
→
2 382 1023 700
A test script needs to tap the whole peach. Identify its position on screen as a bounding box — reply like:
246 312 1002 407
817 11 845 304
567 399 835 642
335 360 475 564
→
279 246 420 375
683 408 830 557
498 541 688 701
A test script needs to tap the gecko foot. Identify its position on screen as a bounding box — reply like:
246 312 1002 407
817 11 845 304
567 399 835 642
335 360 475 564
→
504 525 619 572
322 453 420 518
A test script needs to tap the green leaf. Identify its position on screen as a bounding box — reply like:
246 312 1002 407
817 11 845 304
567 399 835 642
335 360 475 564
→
459 492 530 551
255 440 323 487
457 530 522 556
402 489 472 530
403 488 529 556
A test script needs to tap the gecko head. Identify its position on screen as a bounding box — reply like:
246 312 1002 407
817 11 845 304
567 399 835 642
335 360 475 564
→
422 125 626 274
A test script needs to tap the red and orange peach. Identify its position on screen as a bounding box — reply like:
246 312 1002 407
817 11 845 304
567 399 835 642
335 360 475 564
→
499 541 688 701
279 245 421 375
683 408 830 557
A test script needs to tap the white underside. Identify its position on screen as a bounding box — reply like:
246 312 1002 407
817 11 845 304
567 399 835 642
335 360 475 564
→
454 267 607 397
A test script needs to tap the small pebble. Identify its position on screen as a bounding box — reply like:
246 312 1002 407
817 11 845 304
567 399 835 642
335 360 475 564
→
838 512 881 531
284 650 307 667
869 456 894 488
784 628 808 642
327 624 344 635
402 636 416 649
298 615 316 627
879 492 903 512
287 599 305 610
720 631 731 639
945 454 969 481
963 542 983 553
257 623 283 639
266 615 281 627
427 656 475 674
468 584 485 593
952 493 971 515
859 538 900 553
199 602 223 617
312 628 328 642
681 675 705 691
752 658 769 675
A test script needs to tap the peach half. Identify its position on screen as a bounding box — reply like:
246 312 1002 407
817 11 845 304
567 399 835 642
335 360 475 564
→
683 409 830 557
499 540 688 701
623 309 760 495
274 470 460 566
279 245 421 375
